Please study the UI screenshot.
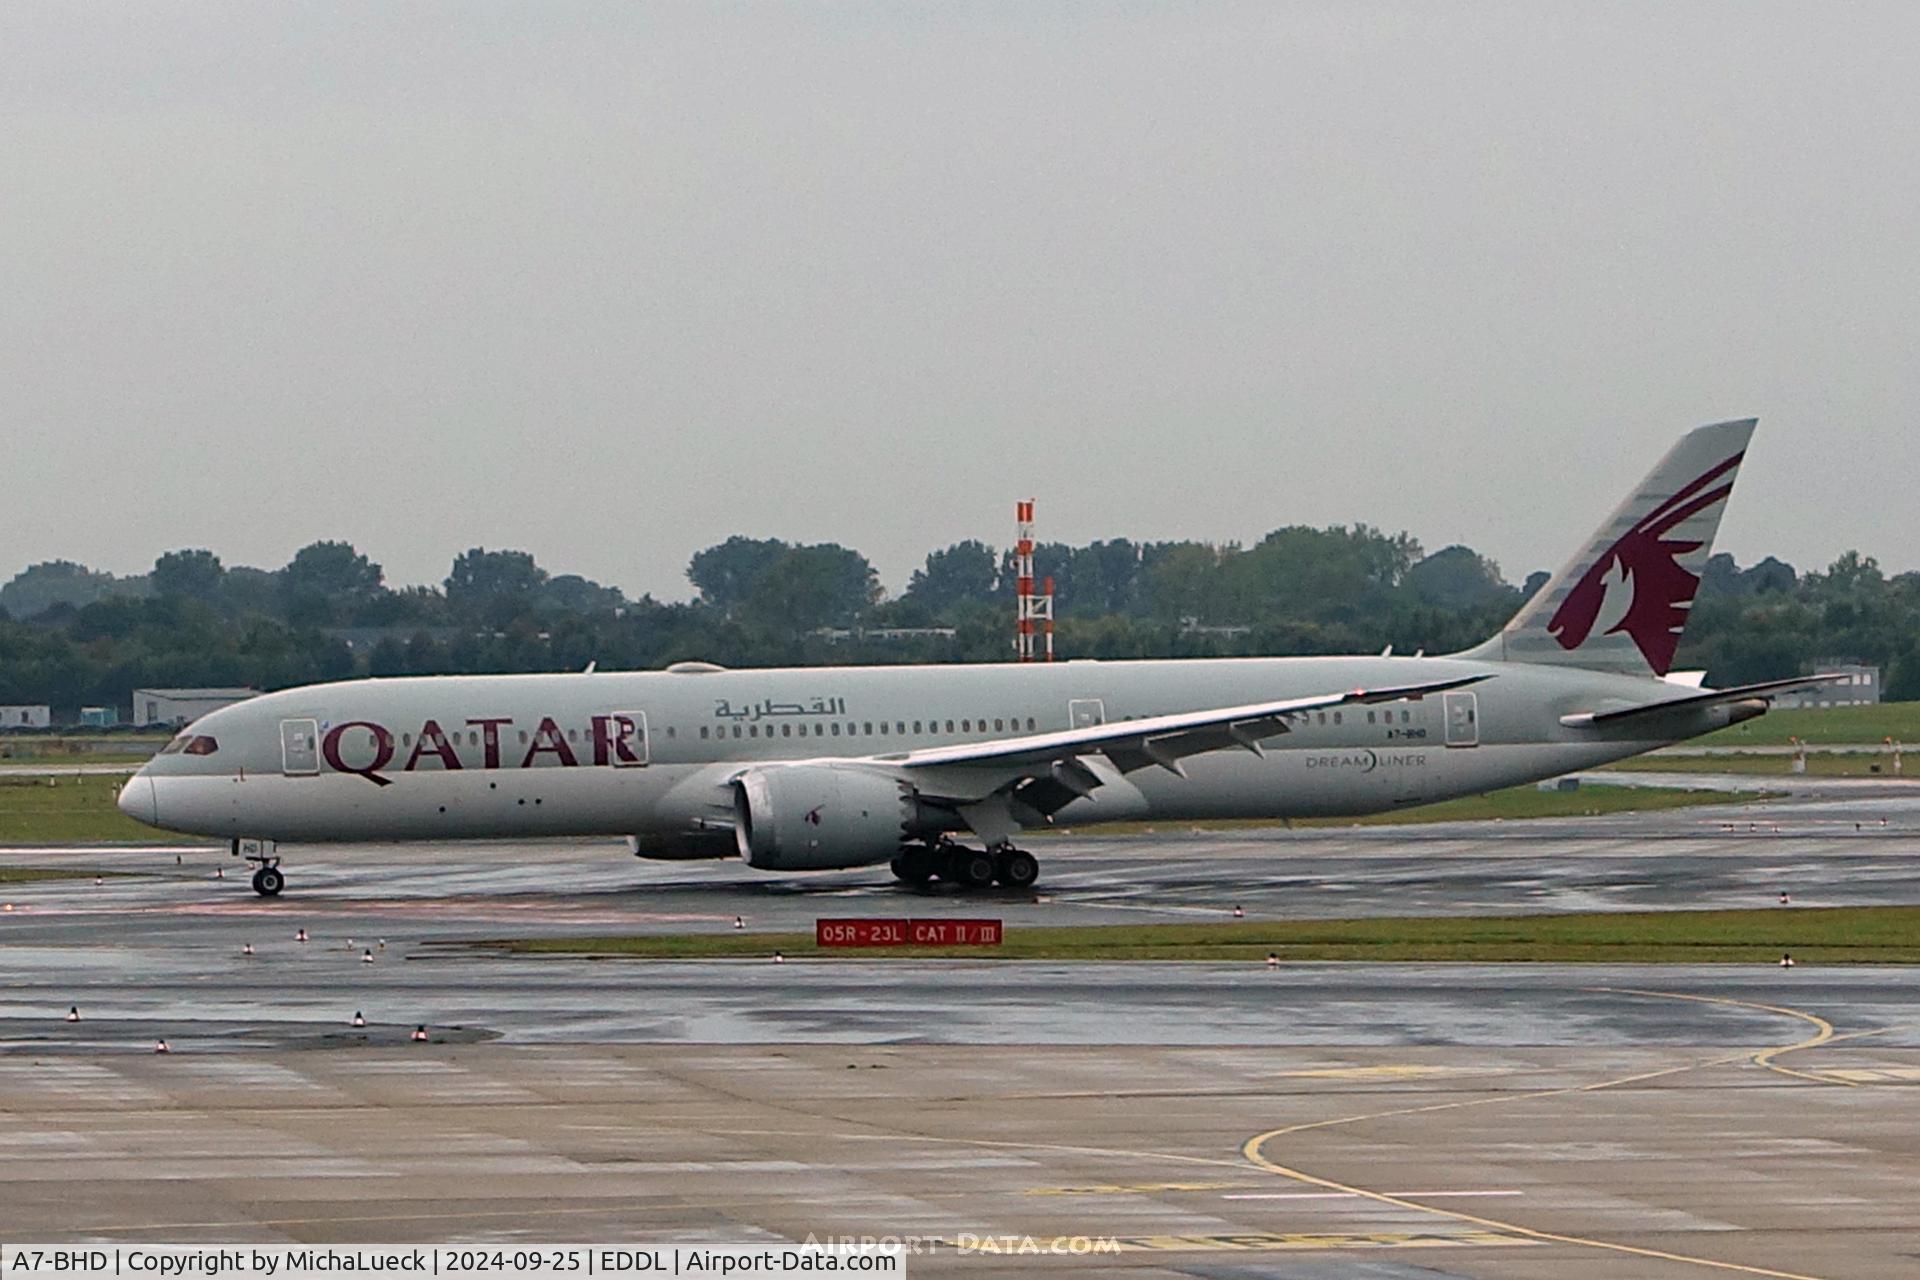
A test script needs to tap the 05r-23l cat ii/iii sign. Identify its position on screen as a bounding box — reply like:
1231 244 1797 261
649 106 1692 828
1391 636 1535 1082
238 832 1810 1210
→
121 419 1839 896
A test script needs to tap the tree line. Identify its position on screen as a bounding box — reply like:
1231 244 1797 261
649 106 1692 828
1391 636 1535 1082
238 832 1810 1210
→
1 530 1915 715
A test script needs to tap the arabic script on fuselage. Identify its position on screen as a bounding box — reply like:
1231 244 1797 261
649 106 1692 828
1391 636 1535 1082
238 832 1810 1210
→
711 697 847 722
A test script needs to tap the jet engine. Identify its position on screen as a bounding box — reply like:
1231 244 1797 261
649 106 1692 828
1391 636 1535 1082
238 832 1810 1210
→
732 764 917 871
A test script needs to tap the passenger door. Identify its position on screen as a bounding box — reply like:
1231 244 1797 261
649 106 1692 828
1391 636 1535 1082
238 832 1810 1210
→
281 719 319 775
1443 691 1479 748
611 711 649 766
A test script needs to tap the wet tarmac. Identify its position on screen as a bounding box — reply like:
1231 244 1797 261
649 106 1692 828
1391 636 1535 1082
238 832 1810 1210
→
2 793 1918 1276
6 785 1920 946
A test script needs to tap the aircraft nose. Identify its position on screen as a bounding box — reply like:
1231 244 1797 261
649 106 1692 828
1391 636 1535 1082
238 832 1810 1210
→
118 774 158 827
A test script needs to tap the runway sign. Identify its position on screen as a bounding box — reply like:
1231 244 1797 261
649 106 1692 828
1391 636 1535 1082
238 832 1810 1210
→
910 918 1003 946
815 918 1003 947
817 918 908 947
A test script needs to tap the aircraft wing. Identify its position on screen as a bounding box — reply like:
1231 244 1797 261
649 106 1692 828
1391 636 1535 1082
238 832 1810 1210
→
895 673 1491 779
1558 674 1853 728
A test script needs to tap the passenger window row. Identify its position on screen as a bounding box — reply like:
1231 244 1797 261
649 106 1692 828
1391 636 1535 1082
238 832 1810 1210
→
696 716 1039 742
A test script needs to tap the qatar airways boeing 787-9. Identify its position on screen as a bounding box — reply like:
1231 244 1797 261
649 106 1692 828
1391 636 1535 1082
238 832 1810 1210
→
119 419 1834 896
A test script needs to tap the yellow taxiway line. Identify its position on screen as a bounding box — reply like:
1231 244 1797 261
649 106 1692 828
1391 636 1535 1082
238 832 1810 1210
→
1238 986 1895 1280
1598 985 1856 1086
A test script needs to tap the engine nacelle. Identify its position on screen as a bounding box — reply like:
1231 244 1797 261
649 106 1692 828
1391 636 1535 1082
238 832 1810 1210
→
732 765 915 871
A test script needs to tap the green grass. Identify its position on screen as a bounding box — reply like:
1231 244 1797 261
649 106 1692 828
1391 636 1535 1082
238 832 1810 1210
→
1301 782 1773 826
0 777 197 845
1607 753 1910 778
1694 703 1920 747
0 736 167 765
468 905 1920 965
0 866 136 882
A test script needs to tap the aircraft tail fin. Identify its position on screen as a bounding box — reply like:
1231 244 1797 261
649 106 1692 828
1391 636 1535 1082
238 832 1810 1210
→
1462 418 1756 678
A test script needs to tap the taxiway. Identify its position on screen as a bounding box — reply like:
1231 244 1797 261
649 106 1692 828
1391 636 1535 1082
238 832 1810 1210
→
2 795 1917 1278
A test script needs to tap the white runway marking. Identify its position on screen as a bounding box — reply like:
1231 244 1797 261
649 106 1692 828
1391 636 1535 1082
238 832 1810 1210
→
1045 897 1234 917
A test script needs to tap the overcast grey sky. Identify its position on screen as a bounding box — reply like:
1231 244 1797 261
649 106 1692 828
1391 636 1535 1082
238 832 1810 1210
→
4 2 1916 601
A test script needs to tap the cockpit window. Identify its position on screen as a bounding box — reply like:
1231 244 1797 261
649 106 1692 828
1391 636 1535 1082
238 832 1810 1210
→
159 735 190 755
182 735 219 756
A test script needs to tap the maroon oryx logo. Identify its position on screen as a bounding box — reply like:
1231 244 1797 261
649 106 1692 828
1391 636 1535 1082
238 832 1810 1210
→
804 806 824 826
1546 452 1743 675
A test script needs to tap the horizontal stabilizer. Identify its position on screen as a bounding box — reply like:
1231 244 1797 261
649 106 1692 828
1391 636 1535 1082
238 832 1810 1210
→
1559 674 1852 728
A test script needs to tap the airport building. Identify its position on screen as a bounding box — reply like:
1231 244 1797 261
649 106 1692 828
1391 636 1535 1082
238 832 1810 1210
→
817 626 959 643
1773 663 1881 709
129 687 260 728
0 704 52 729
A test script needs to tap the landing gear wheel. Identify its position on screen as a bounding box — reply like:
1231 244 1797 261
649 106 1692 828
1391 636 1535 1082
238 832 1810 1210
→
994 848 1039 889
945 848 996 889
891 848 936 884
241 844 284 897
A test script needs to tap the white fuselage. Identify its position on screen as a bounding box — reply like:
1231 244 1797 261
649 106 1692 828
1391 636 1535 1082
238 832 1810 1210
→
123 654 1729 854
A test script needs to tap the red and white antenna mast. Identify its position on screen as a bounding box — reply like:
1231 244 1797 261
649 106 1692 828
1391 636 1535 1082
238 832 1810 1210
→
1014 500 1054 662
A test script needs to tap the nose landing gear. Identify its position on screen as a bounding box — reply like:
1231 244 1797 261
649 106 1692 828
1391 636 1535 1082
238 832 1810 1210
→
233 838 285 897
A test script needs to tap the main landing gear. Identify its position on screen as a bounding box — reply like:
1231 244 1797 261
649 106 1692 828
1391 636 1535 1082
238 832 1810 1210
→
891 840 1039 891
